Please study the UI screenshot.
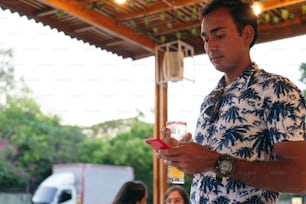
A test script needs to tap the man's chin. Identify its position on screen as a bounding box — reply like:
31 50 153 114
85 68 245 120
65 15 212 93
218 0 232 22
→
213 64 225 72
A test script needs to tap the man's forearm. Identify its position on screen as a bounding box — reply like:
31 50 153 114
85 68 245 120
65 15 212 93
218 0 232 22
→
230 158 306 194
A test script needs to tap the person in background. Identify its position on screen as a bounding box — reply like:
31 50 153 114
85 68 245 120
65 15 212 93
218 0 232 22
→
164 185 190 204
112 180 148 204
157 0 306 203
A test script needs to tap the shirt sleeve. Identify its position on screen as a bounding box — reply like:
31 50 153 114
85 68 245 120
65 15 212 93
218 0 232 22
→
264 76 306 144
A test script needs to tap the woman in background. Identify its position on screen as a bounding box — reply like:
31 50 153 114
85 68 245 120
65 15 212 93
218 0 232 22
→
164 185 189 204
112 180 148 204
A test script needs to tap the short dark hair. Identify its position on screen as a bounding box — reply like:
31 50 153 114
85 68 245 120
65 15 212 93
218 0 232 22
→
201 0 258 48
164 185 190 204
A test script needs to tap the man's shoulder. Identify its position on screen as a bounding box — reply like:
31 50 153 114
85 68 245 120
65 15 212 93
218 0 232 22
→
252 67 304 101
254 68 294 85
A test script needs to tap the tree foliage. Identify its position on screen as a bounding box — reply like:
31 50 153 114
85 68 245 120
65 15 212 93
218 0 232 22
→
76 118 154 203
0 96 87 191
0 49 15 100
0 48 157 200
0 49 86 191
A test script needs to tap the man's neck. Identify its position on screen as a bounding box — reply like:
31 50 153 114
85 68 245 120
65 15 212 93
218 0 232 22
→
224 60 252 85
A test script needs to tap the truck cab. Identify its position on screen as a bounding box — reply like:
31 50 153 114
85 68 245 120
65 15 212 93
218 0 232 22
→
32 173 77 204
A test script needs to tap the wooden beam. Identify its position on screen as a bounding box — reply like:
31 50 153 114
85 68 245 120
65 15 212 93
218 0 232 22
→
261 0 306 11
154 0 306 36
120 0 305 22
154 21 200 36
35 8 57 17
154 49 169 204
73 26 93 33
37 0 156 53
105 40 126 47
258 18 306 43
119 0 204 21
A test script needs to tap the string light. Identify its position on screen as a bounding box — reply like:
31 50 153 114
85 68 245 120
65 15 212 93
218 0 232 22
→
252 2 262 15
115 0 126 4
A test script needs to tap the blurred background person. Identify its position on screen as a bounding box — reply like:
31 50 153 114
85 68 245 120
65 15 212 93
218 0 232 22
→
112 180 148 204
164 185 190 204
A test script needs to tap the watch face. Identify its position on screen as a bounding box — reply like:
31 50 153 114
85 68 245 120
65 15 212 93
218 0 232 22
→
220 160 233 174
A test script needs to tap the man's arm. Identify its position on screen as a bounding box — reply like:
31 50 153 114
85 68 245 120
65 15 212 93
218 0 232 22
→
231 141 306 194
158 140 306 194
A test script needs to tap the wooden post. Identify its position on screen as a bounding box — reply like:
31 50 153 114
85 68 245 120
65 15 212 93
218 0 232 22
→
153 49 169 204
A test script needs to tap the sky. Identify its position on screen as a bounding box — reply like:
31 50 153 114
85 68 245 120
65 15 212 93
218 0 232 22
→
0 8 305 132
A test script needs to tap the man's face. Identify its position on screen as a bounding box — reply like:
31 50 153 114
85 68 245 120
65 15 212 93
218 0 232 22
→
201 8 249 73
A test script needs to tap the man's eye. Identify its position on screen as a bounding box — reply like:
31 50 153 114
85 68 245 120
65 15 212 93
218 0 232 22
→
216 34 225 39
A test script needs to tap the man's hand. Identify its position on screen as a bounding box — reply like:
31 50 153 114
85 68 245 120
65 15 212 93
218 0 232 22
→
156 142 219 175
160 127 192 146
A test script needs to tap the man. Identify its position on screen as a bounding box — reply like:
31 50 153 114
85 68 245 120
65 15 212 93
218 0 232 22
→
157 0 306 203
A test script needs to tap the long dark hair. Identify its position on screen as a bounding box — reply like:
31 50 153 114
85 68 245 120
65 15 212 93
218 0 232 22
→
112 180 147 204
164 185 190 204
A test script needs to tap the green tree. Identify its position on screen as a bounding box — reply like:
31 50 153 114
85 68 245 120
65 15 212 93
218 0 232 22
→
0 49 87 192
77 118 155 203
0 49 15 101
0 48 191 202
0 95 87 191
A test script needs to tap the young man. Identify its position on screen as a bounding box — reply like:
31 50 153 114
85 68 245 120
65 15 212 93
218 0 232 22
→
157 0 306 203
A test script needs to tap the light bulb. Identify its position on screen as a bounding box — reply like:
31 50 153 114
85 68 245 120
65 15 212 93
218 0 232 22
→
115 0 126 4
252 3 262 16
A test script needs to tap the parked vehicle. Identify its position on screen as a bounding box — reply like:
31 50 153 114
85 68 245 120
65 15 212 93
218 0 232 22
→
32 163 134 204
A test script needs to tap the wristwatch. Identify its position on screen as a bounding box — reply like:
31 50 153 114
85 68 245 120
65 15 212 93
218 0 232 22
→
215 154 234 183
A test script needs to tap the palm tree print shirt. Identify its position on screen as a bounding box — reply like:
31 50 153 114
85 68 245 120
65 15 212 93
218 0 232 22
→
191 63 306 204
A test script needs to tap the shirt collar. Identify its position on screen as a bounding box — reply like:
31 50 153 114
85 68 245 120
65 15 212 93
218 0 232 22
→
216 62 258 92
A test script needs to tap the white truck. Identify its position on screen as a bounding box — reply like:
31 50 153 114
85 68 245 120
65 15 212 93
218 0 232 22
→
31 163 134 204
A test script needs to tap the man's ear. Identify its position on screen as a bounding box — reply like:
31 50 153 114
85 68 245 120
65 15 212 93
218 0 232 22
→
242 25 255 47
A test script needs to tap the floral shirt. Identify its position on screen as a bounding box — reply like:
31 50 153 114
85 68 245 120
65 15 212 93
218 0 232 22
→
191 63 306 204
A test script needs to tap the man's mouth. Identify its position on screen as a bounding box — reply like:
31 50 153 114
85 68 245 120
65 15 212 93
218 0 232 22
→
210 55 223 64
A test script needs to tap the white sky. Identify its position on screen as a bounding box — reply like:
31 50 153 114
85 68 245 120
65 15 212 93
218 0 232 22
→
0 8 305 132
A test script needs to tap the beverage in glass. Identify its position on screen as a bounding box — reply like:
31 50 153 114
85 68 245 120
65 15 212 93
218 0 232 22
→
166 121 186 184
